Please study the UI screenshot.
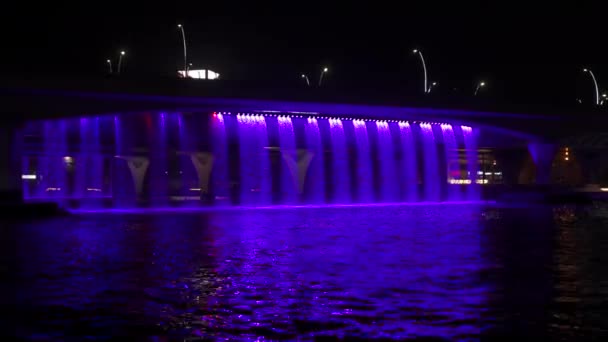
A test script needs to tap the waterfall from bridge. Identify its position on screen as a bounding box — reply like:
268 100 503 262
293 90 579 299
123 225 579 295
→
376 121 399 202
441 124 460 201
354 119 373 202
420 123 441 201
237 114 272 205
20 112 480 209
328 118 351 203
278 116 297 204
305 117 325 204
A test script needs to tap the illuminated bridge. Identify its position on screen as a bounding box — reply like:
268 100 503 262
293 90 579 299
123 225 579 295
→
1 77 607 208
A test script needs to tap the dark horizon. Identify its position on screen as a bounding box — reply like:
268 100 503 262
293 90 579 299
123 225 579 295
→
2 3 607 106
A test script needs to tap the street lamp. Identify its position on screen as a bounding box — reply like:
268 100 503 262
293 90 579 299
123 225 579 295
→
601 93 607 105
117 51 126 74
318 67 329 86
474 81 485 96
413 49 429 93
428 82 437 93
583 68 600 105
301 74 310 86
177 24 188 75
106 59 112 74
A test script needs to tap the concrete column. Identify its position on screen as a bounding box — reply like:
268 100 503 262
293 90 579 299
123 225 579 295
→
117 156 150 197
528 143 558 185
190 152 214 194
281 149 314 194
0 123 23 204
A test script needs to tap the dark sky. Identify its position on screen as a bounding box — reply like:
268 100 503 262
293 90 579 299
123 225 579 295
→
2 2 606 106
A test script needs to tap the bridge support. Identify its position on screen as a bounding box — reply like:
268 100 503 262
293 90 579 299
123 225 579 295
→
0 123 23 204
189 152 214 199
528 143 557 184
281 149 314 195
117 156 150 197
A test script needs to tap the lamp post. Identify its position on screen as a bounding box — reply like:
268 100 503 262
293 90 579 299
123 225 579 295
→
318 67 328 86
106 59 112 73
601 93 607 105
117 51 126 74
177 24 188 75
301 74 310 86
427 82 437 93
413 49 429 93
474 81 485 96
583 68 600 105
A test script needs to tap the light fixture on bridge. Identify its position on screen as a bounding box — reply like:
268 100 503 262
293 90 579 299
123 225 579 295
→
412 49 430 93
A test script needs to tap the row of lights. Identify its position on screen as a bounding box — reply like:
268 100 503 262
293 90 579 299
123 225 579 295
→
212 112 471 130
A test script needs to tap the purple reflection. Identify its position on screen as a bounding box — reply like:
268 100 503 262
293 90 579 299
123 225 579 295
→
353 119 373 202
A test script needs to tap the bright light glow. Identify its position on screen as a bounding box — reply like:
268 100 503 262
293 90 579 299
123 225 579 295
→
448 179 488 185
46 187 61 191
480 82 485 86
177 69 220 79
120 51 125 55
432 82 437 85
189 188 201 191
63 156 73 163
86 188 102 192
603 93 607 98
106 59 111 63
413 49 418 53
21 174 36 180
177 24 182 28
600 188 608 192
323 67 328 72
301 74 306 78
583 68 588 72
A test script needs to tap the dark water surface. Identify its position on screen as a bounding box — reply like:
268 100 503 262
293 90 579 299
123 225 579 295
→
2 203 608 341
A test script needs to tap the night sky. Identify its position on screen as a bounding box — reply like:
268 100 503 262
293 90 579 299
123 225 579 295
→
2 2 606 106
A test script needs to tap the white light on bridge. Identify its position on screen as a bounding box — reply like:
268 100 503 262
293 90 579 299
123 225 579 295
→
21 174 36 180
178 69 220 79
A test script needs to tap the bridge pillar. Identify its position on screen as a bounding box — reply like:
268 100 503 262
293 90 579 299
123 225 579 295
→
528 143 558 184
494 148 529 185
189 152 214 199
281 149 314 195
0 123 23 204
117 156 150 197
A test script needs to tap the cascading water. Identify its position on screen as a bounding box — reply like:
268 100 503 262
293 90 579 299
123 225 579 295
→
398 122 418 202
237 114 271 206
419 123 441 201
211 113 229 205
76 117 104 202
328 118 350 203
462 126 480 200
353 119 373 203
21 112 480 208
148 113 170 206
376 121 399 202
38 120 68 200
304 117 325 203
277 116 298 204
441 124 460 201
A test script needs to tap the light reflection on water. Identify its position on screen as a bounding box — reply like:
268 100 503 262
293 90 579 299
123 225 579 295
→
3 204 608 340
